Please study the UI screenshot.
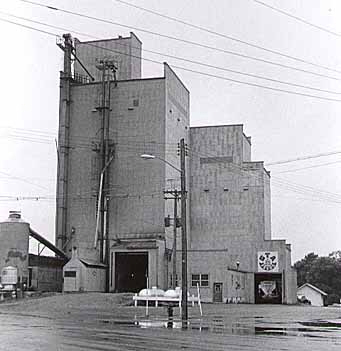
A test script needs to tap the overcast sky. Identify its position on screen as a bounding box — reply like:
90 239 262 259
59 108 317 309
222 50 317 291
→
1 0 341 262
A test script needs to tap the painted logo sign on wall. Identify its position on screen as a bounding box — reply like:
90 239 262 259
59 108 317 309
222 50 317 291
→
257 251 279 272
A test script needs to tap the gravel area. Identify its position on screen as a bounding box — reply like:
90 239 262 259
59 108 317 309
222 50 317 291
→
0 292 134 318
1 294 341 350
1 292 341 324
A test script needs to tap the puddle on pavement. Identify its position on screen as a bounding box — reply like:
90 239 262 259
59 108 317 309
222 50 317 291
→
100 319 183 329
99 316 341 339
254 326 331 338
300 321 341 328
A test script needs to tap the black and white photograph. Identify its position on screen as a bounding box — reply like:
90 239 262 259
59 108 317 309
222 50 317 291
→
0 1 341 350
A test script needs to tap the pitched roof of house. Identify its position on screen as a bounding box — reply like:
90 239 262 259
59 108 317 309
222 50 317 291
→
80 259 107 268
297 283 328 296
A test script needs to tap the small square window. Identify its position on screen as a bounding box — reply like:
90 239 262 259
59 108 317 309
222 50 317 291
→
133 99 139 107
64 271 76 278
191 274 209 287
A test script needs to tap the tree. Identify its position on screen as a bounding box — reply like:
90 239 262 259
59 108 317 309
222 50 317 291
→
294 252 318 287
329 250 341 260
294 252 341 305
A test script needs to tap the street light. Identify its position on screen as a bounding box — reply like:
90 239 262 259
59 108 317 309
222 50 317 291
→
140 142 188 329
141 154 182 173
140 154 155 160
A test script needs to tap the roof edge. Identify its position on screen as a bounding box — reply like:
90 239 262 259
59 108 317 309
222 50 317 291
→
298 283 328 296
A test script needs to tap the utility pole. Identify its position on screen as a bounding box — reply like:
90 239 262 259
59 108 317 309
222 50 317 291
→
180 138 188 328
164 189 179 289
172 190 178 289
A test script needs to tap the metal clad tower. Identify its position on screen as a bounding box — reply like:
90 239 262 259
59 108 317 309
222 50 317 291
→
0 211 29 285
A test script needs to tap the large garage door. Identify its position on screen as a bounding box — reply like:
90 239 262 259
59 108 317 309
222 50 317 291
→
255 273 282 304
115 252 148 293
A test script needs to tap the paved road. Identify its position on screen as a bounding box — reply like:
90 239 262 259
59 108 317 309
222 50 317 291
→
1 298 341 350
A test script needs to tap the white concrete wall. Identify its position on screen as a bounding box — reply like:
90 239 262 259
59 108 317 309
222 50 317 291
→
298 286 325 306
64 78 167 261
74 33 142 82
63 259 83 292
84 267 106 292
189 125 269 250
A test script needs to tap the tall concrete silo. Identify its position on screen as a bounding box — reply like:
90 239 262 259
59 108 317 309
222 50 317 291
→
0 211 29 285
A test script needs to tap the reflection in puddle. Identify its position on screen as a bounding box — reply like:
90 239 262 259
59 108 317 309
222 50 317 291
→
300 320 341 328
99 316 341 339
138 320 182 329
255 326 331 338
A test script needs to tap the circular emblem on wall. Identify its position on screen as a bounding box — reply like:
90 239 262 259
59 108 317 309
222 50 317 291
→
259 252 277 271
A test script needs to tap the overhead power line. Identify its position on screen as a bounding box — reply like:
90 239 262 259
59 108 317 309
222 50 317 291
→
113 0 341 75
0 16 56 36
2 17 341 103
252 0 341 38
273 160 341 174
265 151 341 166
273 176 341 201
5 127 341 173
3 126 341 204
0 171 49 190
190 148 341 204
2 11 341 96
0 10 98 40
15 0 341 81
0 126 56 136
167 63 341 103
5 129 340 177
60 35 341 102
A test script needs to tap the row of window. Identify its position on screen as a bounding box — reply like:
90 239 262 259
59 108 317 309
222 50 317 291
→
170 274 209 287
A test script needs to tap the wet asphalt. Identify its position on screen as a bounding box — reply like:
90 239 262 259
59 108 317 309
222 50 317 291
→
1 298 341 350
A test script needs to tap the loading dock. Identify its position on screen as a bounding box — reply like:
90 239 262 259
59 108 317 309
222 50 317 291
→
115 252 148 293
255 273 282 304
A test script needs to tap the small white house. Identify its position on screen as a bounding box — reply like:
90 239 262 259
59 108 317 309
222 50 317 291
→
297 283 327 307
63 248 106 292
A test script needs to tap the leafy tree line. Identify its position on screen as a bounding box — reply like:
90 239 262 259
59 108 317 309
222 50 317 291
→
294 251 341 305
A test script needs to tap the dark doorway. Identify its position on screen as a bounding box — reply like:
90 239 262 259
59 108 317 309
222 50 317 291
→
213 282 223 302
115 252 148 293
254 273 282 304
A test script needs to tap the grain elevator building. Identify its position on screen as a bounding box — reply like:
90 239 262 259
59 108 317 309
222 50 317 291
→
55 33 296 303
